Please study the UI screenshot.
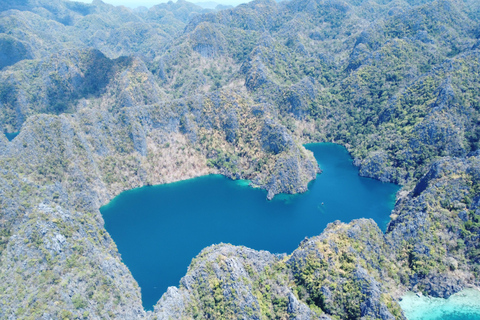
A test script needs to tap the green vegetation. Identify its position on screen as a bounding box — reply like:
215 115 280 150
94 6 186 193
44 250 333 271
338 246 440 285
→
1 0 480 318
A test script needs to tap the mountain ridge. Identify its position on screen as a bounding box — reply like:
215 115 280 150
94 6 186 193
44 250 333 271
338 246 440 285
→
0 0 479 318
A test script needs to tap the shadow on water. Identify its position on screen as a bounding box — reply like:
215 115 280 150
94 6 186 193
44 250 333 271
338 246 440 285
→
101 143 400 310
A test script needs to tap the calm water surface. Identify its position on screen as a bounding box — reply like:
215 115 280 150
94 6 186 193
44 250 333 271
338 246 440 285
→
399 289 480 320
101 143 400 310
4 132 19 141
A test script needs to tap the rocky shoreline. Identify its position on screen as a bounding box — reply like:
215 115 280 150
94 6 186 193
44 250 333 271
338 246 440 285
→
1 0 479 318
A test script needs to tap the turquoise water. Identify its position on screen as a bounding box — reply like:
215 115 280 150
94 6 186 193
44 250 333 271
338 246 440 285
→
399 289 480 320
4 132 19 141
101 143 400 310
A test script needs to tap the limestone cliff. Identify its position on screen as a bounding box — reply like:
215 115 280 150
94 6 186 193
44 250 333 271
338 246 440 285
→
1 0 480 318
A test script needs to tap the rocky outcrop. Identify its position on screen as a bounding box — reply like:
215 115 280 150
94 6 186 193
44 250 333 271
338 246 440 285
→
288 220 404 320
0 192 146 319
356 151 396 183
0 48 167 131
151 220 406 319
0 34 32 70
261 118 294 154
189 22 227 58
386 155 480 297
153 243 328 319
264 145 318 200
1 0 480 318
280 78 317 119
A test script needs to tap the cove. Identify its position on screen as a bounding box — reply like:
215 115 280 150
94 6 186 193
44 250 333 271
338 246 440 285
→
100 143 400 310
399 289 480 320
4 131 19 141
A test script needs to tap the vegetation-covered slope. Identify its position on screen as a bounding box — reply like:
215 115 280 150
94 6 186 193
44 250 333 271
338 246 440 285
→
0 0 479 318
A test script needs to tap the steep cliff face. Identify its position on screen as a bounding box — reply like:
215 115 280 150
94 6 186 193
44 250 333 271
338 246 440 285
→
150 154 480 319
386 155 480 297
2 89 318 203
1 0 480 318
152 220 405 320
287 220 404 320
0 86 318 318
0 48 167 131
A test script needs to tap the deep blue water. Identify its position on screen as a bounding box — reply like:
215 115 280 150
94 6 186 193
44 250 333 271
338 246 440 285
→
101 143 400 310
4 132 19 141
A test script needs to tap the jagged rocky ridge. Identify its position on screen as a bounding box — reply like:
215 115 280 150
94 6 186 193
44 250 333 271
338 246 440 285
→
0 0 480 318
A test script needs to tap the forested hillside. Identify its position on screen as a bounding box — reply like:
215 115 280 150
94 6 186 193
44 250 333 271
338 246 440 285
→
0 0 479 318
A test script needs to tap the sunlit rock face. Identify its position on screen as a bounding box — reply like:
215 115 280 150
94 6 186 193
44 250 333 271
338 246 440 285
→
1 0 480 318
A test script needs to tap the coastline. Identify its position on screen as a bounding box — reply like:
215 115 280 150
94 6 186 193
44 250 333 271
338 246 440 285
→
399 288 480 320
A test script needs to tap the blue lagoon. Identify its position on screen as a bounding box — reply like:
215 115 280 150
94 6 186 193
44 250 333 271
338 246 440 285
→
101 143 400 310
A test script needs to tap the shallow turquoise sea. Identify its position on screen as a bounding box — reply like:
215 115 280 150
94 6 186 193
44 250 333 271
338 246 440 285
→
101 143 400 310
399 289 480 320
